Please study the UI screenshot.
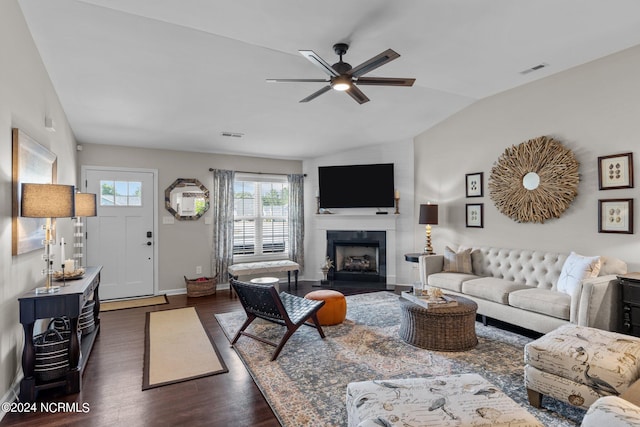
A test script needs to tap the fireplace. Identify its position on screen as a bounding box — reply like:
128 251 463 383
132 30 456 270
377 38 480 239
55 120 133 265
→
326 230 386 284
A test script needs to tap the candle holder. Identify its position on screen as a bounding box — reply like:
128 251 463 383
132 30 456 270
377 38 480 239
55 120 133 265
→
394 197 400 215
36 220 60 294
316 196 321 214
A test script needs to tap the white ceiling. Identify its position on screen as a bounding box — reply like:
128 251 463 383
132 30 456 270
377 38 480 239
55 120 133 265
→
17 0 640 160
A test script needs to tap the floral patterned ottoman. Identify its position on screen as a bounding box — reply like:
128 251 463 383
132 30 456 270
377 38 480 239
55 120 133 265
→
524 324 640 409
581 396 640 426
346 373 543 426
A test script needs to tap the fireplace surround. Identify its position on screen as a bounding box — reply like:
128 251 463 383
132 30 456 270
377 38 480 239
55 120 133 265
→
313 214 397 285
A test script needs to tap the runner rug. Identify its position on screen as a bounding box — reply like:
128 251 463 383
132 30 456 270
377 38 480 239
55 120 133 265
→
215 291 586 427
100 295 168 312
143 307 228 390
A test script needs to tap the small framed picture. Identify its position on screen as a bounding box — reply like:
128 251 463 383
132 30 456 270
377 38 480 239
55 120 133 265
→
465 172 483 197
598 152 634 190
466 203 484 228
598 199 634 234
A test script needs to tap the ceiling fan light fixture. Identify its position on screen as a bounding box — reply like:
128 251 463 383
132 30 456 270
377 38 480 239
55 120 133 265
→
331 75 351 91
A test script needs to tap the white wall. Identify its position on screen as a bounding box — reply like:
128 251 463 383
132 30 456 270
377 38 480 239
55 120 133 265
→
0 0 78 407
414 45 640 272
303 139 417 285
78 143 302 293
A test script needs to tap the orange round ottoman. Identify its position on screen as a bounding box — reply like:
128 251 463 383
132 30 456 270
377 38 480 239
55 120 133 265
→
304 290 347 326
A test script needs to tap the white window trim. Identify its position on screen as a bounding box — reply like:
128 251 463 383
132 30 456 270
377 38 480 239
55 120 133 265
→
233 173 289 262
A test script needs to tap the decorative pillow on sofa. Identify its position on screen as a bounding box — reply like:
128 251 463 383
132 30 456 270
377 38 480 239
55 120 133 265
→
557 251 601 295
443 246 473 274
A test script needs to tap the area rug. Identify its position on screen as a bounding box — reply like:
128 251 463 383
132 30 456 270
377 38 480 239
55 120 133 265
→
100 294 168 312
143 307 228 390
215 291 586 427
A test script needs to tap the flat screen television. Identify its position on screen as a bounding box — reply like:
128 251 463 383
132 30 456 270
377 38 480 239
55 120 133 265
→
318 163 395 208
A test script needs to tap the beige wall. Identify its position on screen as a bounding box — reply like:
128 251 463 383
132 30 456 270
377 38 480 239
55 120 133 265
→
0 0 78 404
78 143 302 293
414 45 640 272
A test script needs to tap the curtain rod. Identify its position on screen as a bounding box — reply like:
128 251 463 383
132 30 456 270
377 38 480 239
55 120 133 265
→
208 168 306 177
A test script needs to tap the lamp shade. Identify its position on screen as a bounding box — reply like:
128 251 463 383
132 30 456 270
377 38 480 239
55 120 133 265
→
21 183 75 218
75 192 97 217
419 204 439 225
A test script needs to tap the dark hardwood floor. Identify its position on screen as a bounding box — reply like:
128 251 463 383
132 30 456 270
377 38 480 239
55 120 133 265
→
2 281 387 427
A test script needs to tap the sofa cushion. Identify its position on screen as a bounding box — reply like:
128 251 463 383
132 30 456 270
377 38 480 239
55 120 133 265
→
509 288 570 320
428 272 479 292
461 277 530 304
443 246 473 274
600 255 628 276
557 252 601 295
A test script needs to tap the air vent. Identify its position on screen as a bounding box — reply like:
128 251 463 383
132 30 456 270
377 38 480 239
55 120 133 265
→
221 132 244 138
520 63 548 75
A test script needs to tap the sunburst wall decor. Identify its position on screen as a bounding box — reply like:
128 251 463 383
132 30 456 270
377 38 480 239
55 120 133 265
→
489 136 579 223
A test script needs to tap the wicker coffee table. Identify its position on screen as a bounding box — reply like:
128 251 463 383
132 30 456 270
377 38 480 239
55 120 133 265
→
398 294 478 351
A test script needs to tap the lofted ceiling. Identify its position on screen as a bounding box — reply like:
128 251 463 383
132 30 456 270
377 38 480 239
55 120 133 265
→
17 0 640 160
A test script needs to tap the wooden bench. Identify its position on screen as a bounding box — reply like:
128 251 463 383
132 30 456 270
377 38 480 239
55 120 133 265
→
228 260 300 296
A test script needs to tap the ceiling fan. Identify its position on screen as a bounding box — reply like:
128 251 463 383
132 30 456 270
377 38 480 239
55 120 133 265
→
267 43 415 104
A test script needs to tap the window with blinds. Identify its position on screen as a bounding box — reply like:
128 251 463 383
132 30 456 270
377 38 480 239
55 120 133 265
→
233 174 289 259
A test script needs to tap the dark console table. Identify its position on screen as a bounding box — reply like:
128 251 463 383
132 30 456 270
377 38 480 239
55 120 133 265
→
619 272 640 337
404 253 425 263
18 266 102 401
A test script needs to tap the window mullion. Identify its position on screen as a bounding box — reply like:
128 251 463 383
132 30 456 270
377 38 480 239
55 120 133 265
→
254 183 263 256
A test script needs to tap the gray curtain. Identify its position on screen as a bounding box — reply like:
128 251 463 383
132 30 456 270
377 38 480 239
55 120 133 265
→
287 174 304 272
211 169 235 283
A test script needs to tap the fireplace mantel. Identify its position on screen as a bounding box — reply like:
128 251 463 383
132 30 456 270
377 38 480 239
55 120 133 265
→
314 214 397 231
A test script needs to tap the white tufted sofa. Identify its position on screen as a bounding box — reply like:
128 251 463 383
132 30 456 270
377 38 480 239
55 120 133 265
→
419 247 627 333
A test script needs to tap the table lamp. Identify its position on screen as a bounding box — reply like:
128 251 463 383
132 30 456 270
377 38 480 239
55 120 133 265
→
419 203 438 255
21 183 75 294
73 192 97 268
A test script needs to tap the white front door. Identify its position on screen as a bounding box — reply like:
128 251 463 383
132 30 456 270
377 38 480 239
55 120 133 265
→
84 167 156 299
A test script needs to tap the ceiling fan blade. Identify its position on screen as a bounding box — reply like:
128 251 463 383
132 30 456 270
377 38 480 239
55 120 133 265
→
300 85 332 103
348 49 400 78
356 77 416 86
266 78 329 83
345 85 370 104
299 50 339 77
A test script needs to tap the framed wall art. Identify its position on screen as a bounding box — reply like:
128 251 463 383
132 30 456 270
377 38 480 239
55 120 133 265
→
598 152 634 190
598 199 633 234
466 203 484 228
465 172 483 197
12 128 57 255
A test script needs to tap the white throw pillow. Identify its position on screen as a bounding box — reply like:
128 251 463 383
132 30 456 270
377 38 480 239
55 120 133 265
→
557 252 601 295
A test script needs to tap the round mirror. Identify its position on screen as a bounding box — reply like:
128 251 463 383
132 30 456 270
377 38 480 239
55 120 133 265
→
522 172 540 190
165 178 209 220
